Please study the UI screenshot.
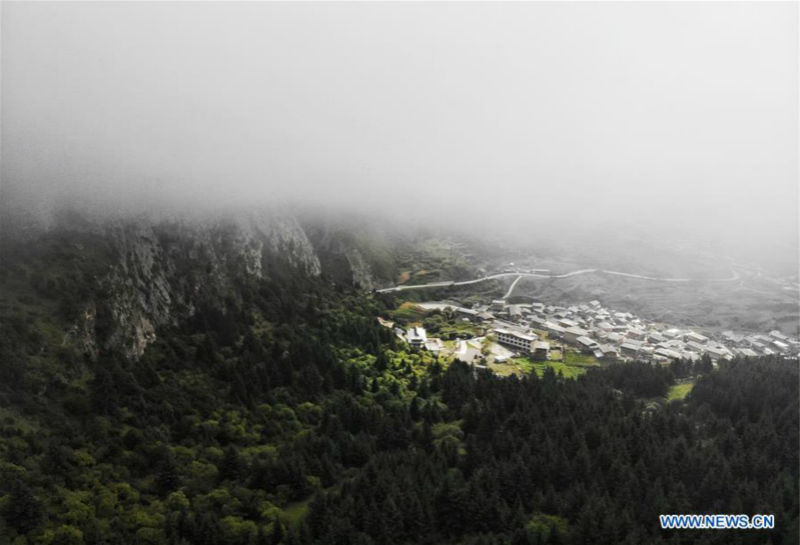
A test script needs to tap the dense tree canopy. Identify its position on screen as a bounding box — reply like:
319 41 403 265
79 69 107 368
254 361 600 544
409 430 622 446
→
0 230 797 545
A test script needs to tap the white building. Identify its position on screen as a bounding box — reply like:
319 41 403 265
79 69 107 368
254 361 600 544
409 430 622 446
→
494 328 538 354
425 338 444 352
406 327 428 347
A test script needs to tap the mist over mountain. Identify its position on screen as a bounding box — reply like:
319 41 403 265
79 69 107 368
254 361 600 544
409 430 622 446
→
2 1 797 272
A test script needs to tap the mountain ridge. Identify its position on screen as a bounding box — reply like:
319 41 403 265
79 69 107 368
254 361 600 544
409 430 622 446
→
1 210 383 360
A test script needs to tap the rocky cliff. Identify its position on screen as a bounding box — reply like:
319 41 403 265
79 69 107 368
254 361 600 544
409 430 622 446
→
301 218 400 291
45 211 324 359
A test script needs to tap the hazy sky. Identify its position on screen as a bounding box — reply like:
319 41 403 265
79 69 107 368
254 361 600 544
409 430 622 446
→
2 2 797 249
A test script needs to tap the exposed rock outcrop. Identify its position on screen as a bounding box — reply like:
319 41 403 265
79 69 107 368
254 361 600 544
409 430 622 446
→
58 211 323 359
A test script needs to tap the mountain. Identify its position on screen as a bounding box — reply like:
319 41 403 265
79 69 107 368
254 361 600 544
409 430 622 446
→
0 209 405 361
0 210 796 545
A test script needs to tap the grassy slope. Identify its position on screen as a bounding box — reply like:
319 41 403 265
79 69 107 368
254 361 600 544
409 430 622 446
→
667 381 695 402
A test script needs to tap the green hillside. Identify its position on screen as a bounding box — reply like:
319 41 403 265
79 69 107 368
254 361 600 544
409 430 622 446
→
0 224 797 545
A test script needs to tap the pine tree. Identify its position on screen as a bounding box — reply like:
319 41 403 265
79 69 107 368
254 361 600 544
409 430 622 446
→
89 366 118 416
410 396 422 421
156 452 181 495
219 445 246 482
270 520 285 545
3 480 44 535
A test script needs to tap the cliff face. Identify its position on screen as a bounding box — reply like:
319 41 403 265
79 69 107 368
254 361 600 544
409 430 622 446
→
0 206 409 361
301 220 400 291
310 229 378 290
56 212 323 359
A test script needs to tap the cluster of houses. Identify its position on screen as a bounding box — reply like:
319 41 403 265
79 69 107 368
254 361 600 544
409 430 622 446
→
386 299 799 366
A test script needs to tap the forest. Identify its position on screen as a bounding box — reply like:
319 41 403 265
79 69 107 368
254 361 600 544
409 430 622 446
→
0 228 797 545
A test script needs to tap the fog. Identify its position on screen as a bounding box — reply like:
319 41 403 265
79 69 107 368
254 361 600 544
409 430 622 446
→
1 2 797 265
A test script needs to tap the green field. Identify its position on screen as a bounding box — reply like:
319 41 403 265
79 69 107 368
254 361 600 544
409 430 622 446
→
562 350 599 366
667 381 695 402
488 361 521 377
389 302 428 323
513 357 589 379
534 361 587 379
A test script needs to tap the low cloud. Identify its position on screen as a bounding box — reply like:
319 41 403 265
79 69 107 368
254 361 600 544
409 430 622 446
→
2 2 797 266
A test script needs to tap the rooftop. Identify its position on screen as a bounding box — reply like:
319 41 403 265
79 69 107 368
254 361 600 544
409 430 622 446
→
494 328 537 342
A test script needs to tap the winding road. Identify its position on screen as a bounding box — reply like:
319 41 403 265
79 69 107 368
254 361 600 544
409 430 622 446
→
376 268 740 294
503 275 524 299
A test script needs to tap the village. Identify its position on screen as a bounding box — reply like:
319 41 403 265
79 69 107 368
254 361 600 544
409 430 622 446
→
380 295 800 378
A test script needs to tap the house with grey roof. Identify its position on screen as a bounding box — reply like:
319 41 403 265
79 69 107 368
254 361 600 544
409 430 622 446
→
620 342 641 357
705 345 731 361
686 341 707 353
654 347 681 361
545 322 566 338
532 341 550 360
684 331 709 344
769 330 789 342
599 344 620 360
576 336 599 353
565 326 590 343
